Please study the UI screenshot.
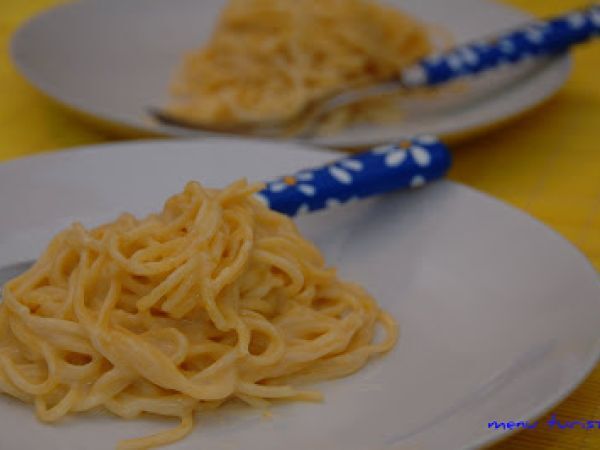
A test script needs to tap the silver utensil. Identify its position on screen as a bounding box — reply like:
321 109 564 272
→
0 261 33 290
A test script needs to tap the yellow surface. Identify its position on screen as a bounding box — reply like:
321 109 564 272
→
0 0 599 449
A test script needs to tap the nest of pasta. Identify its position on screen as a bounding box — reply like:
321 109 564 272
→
0 180 396 449
168 0 432 132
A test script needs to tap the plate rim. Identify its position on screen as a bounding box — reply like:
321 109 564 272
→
0 137 599 450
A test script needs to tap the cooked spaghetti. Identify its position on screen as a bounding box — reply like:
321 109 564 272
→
168 0 432 131
0 180 397 449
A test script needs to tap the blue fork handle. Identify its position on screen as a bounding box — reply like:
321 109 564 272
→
401 5 600 87
256 136 451 216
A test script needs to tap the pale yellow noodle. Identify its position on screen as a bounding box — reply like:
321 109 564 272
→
0 180 397 449
168 0 432 132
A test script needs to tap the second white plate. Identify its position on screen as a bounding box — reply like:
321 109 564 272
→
11 0 570 148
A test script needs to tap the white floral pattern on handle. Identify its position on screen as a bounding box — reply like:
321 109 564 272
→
328 159 363 185
267 172 316 196
400 5 600 88
256 136 451 216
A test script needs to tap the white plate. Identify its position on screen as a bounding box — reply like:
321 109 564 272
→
0 139 598 450
11 0 570 148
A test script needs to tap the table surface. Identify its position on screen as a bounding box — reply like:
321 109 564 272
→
1 0 599 449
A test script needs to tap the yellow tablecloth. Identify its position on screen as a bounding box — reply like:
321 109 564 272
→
1 0 599 449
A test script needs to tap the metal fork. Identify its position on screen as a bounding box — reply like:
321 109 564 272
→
150 5 600 138
0 261 33 290
150 80 403 139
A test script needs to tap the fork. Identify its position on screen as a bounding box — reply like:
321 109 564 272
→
0 135 451 287
150 5 600 138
